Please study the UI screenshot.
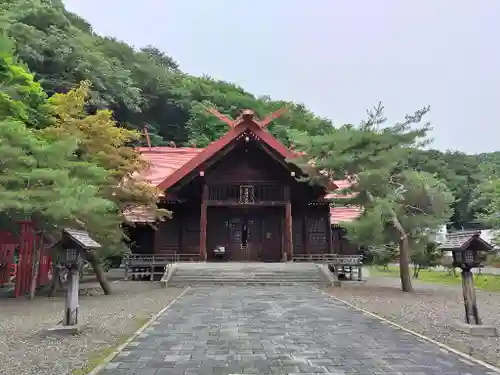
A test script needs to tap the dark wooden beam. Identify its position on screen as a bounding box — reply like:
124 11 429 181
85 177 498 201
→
303 214 309 255
199 183 208 260
170 140 240 193
206 201 286 207
284 186 293 261
326 210 333 254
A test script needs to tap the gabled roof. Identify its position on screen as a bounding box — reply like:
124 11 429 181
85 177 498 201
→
133 109 363 225
440 231 494 251
156 118 296 191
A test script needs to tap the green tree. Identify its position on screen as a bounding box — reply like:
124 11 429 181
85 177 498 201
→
410 241 441 278
0 34 120 296
42 81 170 292
292 103 454 292
0 34 51 127
368 244 399 270
3 0 497 232
1 0 335 148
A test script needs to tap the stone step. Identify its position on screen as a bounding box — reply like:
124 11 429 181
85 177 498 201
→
168 281 324 286
175 268 318 275
172 272 324 277
170 270 320 277
171 278 325 283
167 263 331 286
174 273 322 278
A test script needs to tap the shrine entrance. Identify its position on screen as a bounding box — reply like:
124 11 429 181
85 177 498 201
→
206 207 283 262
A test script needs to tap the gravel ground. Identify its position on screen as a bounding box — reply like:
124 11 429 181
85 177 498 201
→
325 276 500 367
0 281 186 375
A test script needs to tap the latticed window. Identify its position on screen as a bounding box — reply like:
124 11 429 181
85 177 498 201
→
239 185 255 204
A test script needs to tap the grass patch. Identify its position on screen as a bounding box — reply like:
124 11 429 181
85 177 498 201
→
72 316 150 375
367 265 500 292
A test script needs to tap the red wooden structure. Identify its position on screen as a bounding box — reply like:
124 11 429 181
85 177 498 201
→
125 108 363 262
0 222 53 297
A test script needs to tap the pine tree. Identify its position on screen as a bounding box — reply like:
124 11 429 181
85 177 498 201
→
1 34 119 296
292 103 454 292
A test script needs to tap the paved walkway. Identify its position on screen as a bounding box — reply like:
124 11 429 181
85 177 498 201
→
100 287 497 375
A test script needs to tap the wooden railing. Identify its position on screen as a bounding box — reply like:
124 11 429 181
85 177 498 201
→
292 254 363 266
207 184 284 204
123 253 203 281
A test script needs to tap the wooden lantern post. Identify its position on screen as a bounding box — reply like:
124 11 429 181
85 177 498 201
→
441 232 493 326
60 229 101 326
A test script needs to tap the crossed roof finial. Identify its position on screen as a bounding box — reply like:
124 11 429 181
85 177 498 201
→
203 106 286 129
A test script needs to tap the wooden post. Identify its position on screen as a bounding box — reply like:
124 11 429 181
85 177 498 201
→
303 214 309 257
284 186 293 262
200 183 208 261
461 268 481 325
326 208 332 254
64 267 79 326
124 256 129 280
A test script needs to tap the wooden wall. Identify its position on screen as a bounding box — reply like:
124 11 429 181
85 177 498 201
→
290 206 331 256
331 227 359 255
204 144 290 185
153 206 201 256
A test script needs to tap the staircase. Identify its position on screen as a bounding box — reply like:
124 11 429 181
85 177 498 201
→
167 262 331 287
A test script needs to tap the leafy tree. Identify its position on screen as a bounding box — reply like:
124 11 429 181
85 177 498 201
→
368 244 399 270
44 81 163 213
2 0 499 232
1 0 335 148
475 176 500 245
0 34 51 128
41 81 169 292
410 241 441 278
1 34 120 295
292 103 454 292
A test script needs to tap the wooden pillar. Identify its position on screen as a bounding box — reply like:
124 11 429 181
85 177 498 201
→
303 214 309 256
326 207 333 254
302 212 309 254
284 186 293 261
200 183 208 261
461 268 481 325
64 267 80 326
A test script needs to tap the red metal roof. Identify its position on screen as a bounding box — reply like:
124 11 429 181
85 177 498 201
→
135 115 362 225
137 147 203 187
325 179 356 199
330 206 363 224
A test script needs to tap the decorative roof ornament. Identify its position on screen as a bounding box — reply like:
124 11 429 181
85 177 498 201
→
202 106 287 129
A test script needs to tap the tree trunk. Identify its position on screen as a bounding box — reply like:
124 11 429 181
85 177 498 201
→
390 213 413 292
398 236 413 292
49 263 60 297
86 251 112 295
29 238 42 300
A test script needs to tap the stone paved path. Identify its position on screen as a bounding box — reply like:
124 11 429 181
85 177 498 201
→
100 286 498 375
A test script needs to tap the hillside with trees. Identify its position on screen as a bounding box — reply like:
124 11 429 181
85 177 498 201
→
2 0 500 292
1 0 496 231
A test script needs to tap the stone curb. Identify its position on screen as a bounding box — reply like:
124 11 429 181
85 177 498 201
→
315 287 500 374
86 286 191 375
315 263 336 286
160 263 177 288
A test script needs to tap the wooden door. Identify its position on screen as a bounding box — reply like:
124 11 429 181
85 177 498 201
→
246 216 262 261
206 210 229 261
228 217 244 260
260 212 282 262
